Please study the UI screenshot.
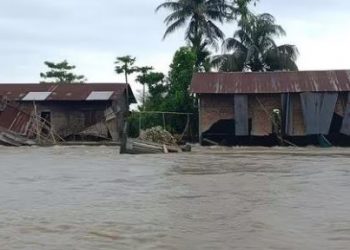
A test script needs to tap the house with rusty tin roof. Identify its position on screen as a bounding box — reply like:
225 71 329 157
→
0 83 136 145
191 70 350 146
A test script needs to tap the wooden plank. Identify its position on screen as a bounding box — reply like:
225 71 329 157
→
341 93 350 135
234 95 249 136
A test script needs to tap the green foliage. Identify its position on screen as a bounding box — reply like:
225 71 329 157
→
163 47 197 133
136 66 154 108
128 68 167 137
156 0 257 43
128 47 197 137
142 72 167 110
128 112 168 138
213 13 299 72
189 35 212 72
40 60 86 83
156 0 258 70
136 66 154 85
164 47 196 112
115 55 141 112
115 55 140 84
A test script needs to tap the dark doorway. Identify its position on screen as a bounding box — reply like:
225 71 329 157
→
40 111 51 135
202 118 253 145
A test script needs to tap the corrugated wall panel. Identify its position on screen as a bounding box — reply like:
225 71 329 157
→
301 92 319 134
300 92 338 135
282 93 294 136
341 93 350 135
319 93 338 133
234 95 249 136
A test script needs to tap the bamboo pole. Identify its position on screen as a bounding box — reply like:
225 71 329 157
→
33 101 42 144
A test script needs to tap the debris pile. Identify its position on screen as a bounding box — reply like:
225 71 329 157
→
139 126 177 145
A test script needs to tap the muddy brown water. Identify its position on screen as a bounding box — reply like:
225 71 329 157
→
0 146 350 250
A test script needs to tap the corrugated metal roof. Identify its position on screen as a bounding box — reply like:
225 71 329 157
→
191 70 350 94
0 103 34 135
0 83 136 102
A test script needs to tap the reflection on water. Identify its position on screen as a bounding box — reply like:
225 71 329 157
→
0 146 350 250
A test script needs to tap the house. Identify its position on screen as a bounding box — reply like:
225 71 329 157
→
191 70 350 146
0 83 136 144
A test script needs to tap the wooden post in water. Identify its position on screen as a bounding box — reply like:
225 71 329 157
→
33 101 41 145
120 121 128 154
120 79 130 154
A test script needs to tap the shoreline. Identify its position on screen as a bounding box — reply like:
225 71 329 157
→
2 143 350 157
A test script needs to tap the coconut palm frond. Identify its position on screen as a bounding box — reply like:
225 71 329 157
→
163 17 188 39
211 52 246 72
218 11 298 72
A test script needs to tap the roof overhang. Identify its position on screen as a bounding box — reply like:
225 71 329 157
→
191 70 350 94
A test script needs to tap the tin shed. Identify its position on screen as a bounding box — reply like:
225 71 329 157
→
191 70 350 146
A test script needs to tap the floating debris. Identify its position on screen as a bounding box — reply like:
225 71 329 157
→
139 126 177 145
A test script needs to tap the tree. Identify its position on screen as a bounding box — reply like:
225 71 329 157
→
128 71 166 137
164 47 196 112
156 0 228 43
115 56 140 109
136 66 154 109
156 0 257 70
40 60 86 83
213 13 299 72
128 48 198 136
114 56 139 85
163 47 198 134
189 35 211 72
143 72 167 110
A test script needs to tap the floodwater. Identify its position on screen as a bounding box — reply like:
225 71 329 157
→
0 146 350 250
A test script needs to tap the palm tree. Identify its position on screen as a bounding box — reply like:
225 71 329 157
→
115 56 139 85
188 34 212 71
115 56 140 110
156 0 239 69
213 13 299 72
136 66 153 110
156 0 232 43
115 56 140 154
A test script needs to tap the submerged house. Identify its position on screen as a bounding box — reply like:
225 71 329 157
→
191 70 350 146
0 83 135 145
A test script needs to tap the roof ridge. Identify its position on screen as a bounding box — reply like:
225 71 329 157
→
195 69 350 75
0 82 127 85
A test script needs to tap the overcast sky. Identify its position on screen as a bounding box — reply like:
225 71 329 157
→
1 0 349 92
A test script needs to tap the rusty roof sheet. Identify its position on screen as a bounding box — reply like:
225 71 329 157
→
191 70 350 94
0 83 136 102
